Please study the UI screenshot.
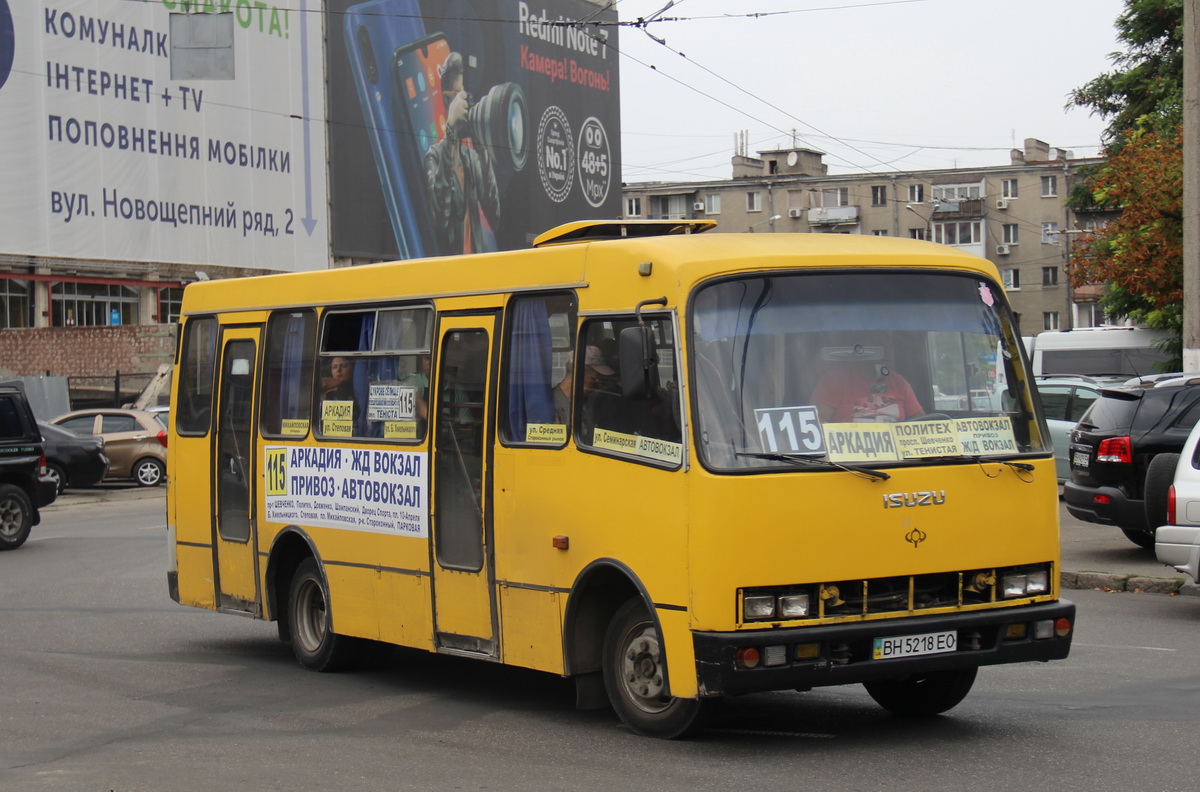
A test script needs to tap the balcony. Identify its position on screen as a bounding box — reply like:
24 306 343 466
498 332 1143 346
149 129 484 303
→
931 199 983 218
807 205 859 225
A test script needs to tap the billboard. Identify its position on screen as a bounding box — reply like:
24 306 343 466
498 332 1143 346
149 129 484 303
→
327 0 620 260
0 0 329 272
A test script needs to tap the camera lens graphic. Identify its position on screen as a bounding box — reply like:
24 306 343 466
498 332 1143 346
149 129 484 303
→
465 81 528 173
0 0 14 92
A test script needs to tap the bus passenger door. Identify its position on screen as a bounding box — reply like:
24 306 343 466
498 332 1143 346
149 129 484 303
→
213 329 261 615
430 314 498 657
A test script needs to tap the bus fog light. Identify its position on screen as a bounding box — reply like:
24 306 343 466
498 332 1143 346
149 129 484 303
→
1001 574 1027 598
795 643 820 660
778 594 810 618
1033 620 1054 639
744 595 776 620
764 645 787 667
1005 623 1027 640
1026 571 1049 595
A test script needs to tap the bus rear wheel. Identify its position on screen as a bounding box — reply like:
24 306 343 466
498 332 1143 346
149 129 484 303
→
864 667 977 716
288 557 358 672
602 598 707 738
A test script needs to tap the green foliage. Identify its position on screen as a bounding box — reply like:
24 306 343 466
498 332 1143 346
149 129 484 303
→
1069 0 1183 148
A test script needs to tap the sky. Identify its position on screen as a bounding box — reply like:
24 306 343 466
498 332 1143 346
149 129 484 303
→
610 0 1130 184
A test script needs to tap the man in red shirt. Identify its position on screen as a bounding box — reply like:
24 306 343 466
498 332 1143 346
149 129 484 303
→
813 338 925 423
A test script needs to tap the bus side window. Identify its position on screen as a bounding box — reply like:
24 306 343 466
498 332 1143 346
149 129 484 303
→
261 310 317 438
316 306 433 442
177 316 218 436
578 316 682 464
501 292 577 446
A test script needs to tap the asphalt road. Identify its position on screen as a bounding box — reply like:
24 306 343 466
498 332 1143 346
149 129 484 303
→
5 488 1200 791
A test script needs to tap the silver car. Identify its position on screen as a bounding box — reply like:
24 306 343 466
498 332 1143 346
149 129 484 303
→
1034 377 1105 483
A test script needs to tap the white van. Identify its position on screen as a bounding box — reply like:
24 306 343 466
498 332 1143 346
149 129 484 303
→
1028 327 1171 378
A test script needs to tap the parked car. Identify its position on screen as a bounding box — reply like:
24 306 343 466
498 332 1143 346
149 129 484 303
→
37 421 109 495
1064 376 1200 549
1034 376 1105 483
0 384 57 550
1153 420 1200 584
50 409 167 487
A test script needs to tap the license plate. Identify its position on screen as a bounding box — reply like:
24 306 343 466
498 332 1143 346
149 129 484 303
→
1072 451 1090 468
872 630 957 660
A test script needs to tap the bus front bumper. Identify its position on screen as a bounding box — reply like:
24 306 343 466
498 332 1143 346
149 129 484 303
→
692 600 1075 697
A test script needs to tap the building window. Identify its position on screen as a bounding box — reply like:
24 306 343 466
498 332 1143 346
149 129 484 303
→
1042 222 1060 244
1002 224 1019 244
1044 311 1060 331
872 229 889 236
907 184 924 203
871 185 887 206
933 221 981 246
1043 267 1059 286
704 193 721 214
822 187 849 207
1003 268 1020 290
0 279 30 329
51 282 139 327
908 228 927 241
932 184 982 201
747 191 762 212
159 287 184 323
625 197 642 217
1041 175 1058 197
1002 179 1019 199
1076 303 1104 328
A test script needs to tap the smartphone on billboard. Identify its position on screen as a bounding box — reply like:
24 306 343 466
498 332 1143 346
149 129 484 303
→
391 33 451 254
343 0 431 259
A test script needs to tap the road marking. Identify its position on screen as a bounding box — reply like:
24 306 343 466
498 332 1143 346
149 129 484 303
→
1074 642 1177 652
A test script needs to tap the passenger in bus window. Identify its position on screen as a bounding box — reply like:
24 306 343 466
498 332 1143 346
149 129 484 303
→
579 345 619 442
553 358 573 425
812 336 925 423
323 357 355 402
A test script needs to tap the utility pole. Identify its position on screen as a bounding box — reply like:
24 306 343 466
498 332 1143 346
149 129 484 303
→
1185 0 1200 369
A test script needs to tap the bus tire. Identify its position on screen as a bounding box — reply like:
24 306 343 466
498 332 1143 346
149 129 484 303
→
288 557 358 672
0 484 32 551
864 667 977 717
602 597 707 738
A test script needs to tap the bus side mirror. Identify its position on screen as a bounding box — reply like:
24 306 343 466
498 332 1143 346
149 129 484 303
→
619 325 659 399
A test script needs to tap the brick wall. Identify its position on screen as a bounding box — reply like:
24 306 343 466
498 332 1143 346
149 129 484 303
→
0 325 176 378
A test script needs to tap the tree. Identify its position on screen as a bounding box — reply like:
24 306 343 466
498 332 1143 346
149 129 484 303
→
1066 0 1183 364
1069 0 1183 146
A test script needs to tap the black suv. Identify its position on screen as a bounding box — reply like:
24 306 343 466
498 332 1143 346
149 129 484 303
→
0 384 57 550
1064 376 1200 548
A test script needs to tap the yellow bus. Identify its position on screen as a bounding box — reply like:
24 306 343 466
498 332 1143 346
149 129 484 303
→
167 220 1074 738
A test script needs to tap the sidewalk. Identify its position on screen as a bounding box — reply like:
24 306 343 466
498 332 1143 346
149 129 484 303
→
1058 498 1200 596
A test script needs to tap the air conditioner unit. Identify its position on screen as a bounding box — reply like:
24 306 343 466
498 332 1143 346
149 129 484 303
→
995 199 1009 210
693 202 706 212
996 244 1011 256
788 208 803 218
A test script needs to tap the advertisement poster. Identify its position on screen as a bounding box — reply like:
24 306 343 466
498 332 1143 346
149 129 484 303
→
0 0 329 271
327 0 621 260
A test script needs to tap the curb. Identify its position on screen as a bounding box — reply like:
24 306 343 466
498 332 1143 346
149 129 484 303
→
1061 571 1200 597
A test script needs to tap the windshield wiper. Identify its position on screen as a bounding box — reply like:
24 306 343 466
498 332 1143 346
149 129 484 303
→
736 452 891 481
900 453 1036 477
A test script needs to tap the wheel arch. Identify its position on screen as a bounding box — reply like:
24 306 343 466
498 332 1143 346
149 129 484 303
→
562 558 660 678
264 526 319 634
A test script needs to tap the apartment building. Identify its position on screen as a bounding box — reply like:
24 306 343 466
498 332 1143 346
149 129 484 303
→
621 138 1113 336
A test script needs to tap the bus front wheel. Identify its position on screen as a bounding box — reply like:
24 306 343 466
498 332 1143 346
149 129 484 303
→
863 667 977 716
288 557 358 672
602 598 707 738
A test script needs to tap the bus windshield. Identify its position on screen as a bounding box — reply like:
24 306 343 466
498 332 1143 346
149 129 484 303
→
690 270 1046 471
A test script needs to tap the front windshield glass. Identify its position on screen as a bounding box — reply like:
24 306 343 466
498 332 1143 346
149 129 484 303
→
690 270 1046 471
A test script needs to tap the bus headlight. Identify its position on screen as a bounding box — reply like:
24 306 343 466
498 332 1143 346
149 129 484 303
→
778 594 811 618
1001 566 1052 599
744 595 777 620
